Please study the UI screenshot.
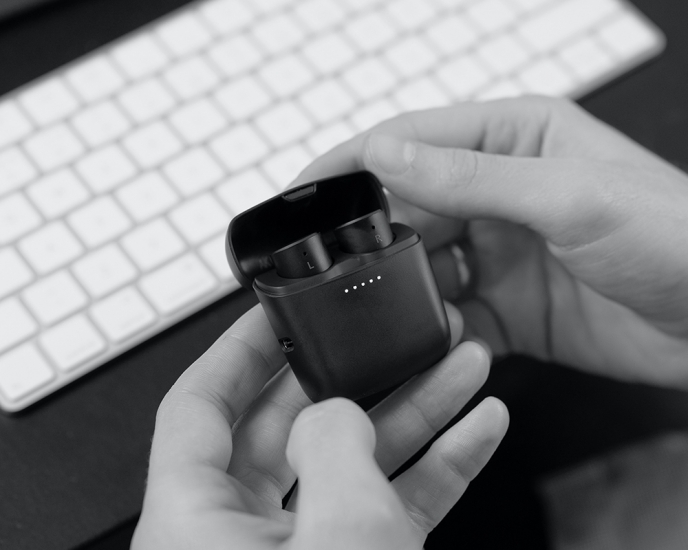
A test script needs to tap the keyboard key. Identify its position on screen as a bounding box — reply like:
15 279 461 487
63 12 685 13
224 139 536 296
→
214 77 272 121
111 35 170 79
115 172 179 222
216 168 276 215
121 218 186 271
300 81 356 124
0 148 38 195
0 101 32 149
123 121 183 169
71 101 132 148
90 286 156 343
467 0 519 33
256 102 314 147
199 0 256 35
18 221 84 275
0 193 42 245
0 343 53 402
0 248 34 299
66 57 125 103
156 12 213 57
169 98 227 145
262 144 314 189
208 35 264 78
301 33 356 75
295 0 345 33
19 79 79 126
343 58 398 100
476 33 531 74
169 193 230 245
259 54 315 98
27 169 90 219
252 13 305 54
307 121 356 154
0 298 38 353
395 77 450 111
210 125 270 172
40 314 106 372
163 56 220 100
163 148 224 197
24 124 85 171
386 0 435 30
118 78 177 124
436 56 492 99
599 12 659 60
199 232 240 283
385 36 439 77
72 243 138 298
425 14 480 55
22 270 88 325
68 196 132 248
76 145 137 194
518 58 575 95
345 11 396 53
139 253 216 315
478 79 525 100
559 36 616 82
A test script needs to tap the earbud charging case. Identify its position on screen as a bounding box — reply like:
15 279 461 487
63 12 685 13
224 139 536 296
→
226 171 450 402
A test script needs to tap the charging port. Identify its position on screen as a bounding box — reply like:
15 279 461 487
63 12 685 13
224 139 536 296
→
279 338 295 353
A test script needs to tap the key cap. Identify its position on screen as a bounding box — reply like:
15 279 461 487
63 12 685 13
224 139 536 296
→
559 36 616 82
385 36 439 78
214 77 272 121
208 35 264 78
120 218 186 271
252 13 305 54
343 58 398 100
22 270 88 325
394 77 450 111
71 101 131 148
210 125 270 172
386 0 435 30
0 342 53 402
156 12 213 57
40 314 106 372
259 54 315 98
111 35 170 79
0 247 33 299
0 297 38 353
255 102 313 148
123 121 183 169
68 196 132 248
262 145 313 190
478 79 525 100
118 78 177 124
18 221 84 275
599 12 659 60
350 99 400 132
19 79 79 126
425 14 480 55
199 232 240 283
477 33 531 74
24 124 85 172
307 121 356 154
0 101 32 149
294 0 345 33
163 56 220 100
163 148 224 197
0 193 41 245
72 243 138 298
66 57 125 103
169 98 227 145
436 56 493 100
301 33 356 76
518 58 575 95
467 0 519 33
216 168 277 215
300 81 355 124
199 0 256 35
0 148 37 195
90 286 156 343
27 169 90 219
139 253 216 315
345 12 396 53
115 172 179 222
75 145 137 194
169 193 230 245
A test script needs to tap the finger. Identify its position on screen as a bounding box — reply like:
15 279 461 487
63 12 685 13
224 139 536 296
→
231 302 464 505
371 341 490 476
149 304 284 479
392 397 509 536
287 399 416 549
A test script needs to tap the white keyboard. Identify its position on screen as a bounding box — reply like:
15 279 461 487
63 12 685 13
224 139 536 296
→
0 0 665 411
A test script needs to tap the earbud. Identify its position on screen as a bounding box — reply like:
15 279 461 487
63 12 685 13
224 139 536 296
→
272 233 332 278
335 209 394 254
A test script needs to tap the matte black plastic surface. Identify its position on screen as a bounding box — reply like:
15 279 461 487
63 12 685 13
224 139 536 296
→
335 209 394 253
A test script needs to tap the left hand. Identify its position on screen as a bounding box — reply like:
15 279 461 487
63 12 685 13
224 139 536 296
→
131 305 508 549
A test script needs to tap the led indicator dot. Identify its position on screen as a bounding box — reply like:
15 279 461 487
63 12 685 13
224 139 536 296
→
345 289 349 293
377 276 381 280
369 279 373 283
353 286 357 290
361 282 365 286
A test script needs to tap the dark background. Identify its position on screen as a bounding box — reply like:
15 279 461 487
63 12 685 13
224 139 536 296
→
1 1 688 549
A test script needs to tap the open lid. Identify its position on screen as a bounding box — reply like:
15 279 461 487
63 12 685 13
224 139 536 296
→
226 171 389 289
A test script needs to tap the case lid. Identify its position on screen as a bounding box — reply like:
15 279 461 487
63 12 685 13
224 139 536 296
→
226 171 389 289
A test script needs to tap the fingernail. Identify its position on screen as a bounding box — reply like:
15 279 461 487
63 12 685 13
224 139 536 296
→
367 134 416 176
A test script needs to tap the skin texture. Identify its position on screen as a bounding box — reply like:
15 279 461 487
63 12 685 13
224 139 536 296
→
294 96 688 388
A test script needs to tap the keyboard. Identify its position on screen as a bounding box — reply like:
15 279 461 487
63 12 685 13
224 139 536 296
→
0 0 665 412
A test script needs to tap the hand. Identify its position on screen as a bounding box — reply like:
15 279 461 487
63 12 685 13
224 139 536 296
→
131 305 508 549
294 97 688 388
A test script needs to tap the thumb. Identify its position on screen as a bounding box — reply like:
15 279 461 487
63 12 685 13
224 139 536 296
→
286 398 417 550
364 133 623 251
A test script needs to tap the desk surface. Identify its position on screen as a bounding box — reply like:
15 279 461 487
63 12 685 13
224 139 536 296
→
1 1 688 549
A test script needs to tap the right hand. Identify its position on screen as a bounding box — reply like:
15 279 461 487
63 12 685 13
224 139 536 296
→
294 97 688 388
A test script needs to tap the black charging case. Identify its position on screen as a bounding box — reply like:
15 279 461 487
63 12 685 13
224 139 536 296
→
226 171 450 402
